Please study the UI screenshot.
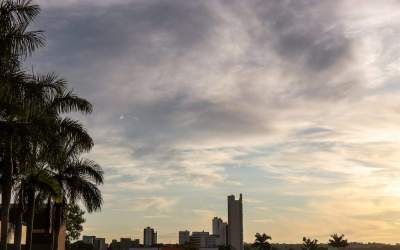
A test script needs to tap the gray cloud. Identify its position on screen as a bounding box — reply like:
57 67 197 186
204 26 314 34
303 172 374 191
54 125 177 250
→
27 0 368 189
255 0 350 70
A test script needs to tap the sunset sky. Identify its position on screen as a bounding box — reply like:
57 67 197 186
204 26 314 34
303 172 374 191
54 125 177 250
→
29 0 400 244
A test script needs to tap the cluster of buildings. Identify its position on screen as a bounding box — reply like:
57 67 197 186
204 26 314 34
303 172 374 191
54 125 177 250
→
83 227 155 250
178 194 243 250
82 194 243 250
108 238 140 250
83 236 108 250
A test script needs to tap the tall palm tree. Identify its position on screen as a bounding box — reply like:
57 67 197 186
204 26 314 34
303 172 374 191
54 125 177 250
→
21 76 94 250
1 70 93 250
253 233 272 250
1 71 75 250
328 234 348 249
48 141 103 250
0 3 101 250
302 237 318 250
0 1 44 249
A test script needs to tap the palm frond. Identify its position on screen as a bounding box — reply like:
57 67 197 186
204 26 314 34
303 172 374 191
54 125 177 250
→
66 177 103 213
66 159 103 185
2 27 45 57
58 117 94 153
51 91 93 114
0 0 40 28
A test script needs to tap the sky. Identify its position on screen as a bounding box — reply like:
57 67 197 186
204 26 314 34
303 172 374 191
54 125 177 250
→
26 0 400 244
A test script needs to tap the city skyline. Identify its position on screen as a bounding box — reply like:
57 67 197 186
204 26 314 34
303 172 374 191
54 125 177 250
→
88 194 242 246
25 0 400 244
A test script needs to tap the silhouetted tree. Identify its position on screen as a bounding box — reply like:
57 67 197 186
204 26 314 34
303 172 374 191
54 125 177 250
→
1 2 103 250
302 237 319 250
65 203 86 245
253 233 272 250
0 0 44 248
328 234 348 248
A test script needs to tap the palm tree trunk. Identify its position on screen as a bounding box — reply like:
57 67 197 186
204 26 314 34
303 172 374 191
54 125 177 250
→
51 204 62 250
1 183 11 250
1 167 12 250
25 189 36 250
14 205 23 250
1 140 14 250
14 187 25 250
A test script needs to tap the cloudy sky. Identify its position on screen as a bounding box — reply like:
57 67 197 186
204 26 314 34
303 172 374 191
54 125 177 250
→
28 0 400 244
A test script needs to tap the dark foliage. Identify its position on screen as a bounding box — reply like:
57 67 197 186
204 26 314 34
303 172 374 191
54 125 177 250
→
65 203 86 245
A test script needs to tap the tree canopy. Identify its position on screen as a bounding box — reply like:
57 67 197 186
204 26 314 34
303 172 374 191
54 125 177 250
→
328 234 349 249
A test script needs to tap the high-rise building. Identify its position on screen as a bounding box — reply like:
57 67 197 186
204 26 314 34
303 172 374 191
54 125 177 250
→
212 217 222 236
144 226 157 246
220 222 228 246
179 230 190 245
228 194 243 250
212 217 228 246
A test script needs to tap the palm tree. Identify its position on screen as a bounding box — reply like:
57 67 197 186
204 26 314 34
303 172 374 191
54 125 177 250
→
253 233 272 250
1 70 85 250
0 1 44 248
50 157 103 250
45 118 102 250
2 71 93 250
328 234 348 249
23 77 94 250
302 237 318 250
0 3 101 250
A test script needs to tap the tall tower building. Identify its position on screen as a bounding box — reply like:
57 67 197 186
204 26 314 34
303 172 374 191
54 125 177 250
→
144 227 157 247
228 194 243 250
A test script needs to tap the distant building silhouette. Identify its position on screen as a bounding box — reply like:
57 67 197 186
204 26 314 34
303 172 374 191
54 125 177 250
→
190 231 216 248
94 237 107 250
179 230 190 245
144 227 157 247
121 237 140 250
83 236 96 245
82 235 107 250
212 217 227 246
228 194 243 250
109 239 121 250
212 217 222 236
